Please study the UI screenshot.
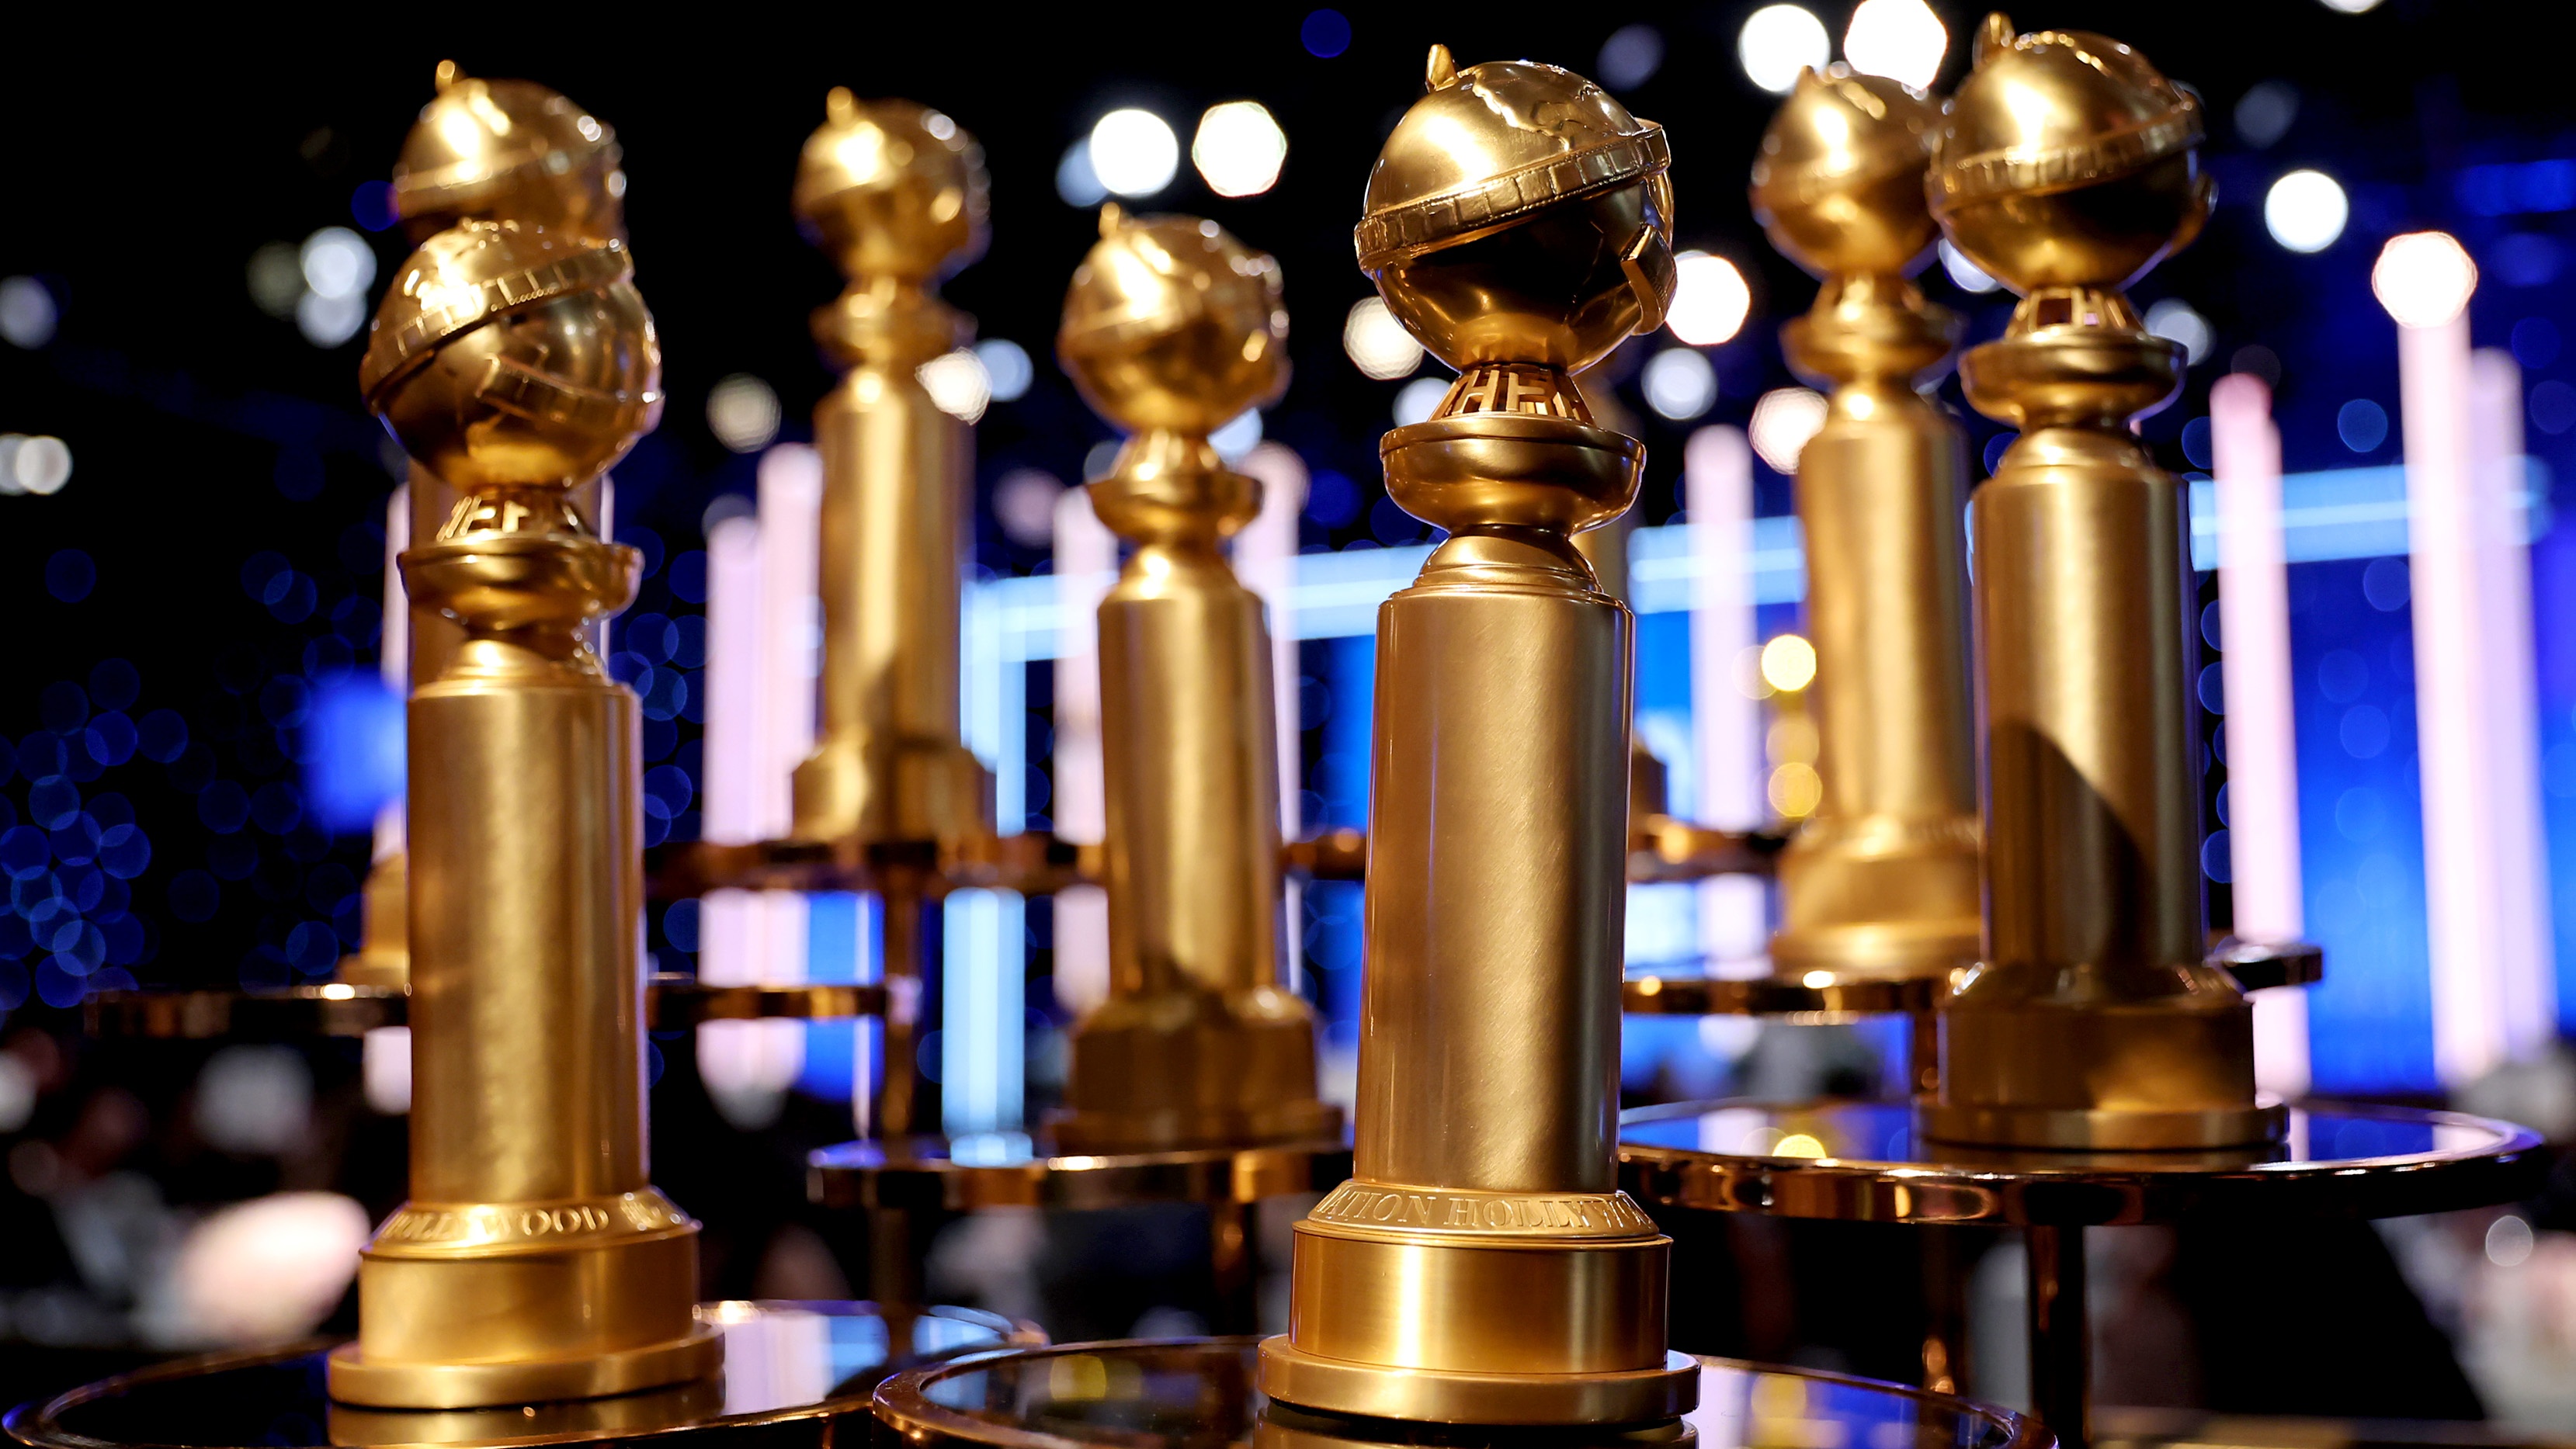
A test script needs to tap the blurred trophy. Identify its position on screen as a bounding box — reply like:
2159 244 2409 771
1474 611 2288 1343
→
1920 16 2276 1150
1751 68 1981 1000
1258 47 1695 1426
328 220 720 1406
1050 207 1338 1156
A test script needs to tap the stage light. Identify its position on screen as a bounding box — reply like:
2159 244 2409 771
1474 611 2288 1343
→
2374 231 2477 328
2 434 72 495
919 348 993 422
1393 376 1447 426
1642 348 1718 421
1343 296 1423 379
1597 23 1664 90
1090 109 1179 199
1939 239 2000 293
977 338 1034 401
2318 0 2383 12
1667 251 1751 345
300 226 375 301
2264 169 2349 254
1760 634 1816 693
1211 410 1263 462
1843 0 1946 92
1056 140 1107 207
0 276 57 348
2145 298 2213 364
297 289 365 347
1749 387 1828 473
706 374 781 453
1192 101 1286 198
1739 5 1830 94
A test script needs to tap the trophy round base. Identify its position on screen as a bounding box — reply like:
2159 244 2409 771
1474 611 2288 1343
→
324 1322 726 1411
1915 1097 2289 1152
1256 1342 1700 1428
5 1302 1039 1449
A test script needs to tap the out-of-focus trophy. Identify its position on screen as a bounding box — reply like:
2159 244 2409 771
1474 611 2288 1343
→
331 220 720 1406
1258 45 1696 1426
1919 16 2270 1151
1050 207 1340 1156
1751 68 1980 1000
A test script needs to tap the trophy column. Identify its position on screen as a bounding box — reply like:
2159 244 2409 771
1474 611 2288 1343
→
1920 16 2272 1151
1259 46 1693 1427
327 221 720 1408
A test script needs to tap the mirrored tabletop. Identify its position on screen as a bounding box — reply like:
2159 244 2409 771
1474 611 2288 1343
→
873 1336 2046 1449
1619 1099 2547 1225
5 1301 1035 1449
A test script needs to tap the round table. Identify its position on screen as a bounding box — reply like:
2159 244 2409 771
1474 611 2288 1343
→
871 1336 2047 1449
809 1135 1351 1333
4 1301 1036 1449
1618 1100 2548 1449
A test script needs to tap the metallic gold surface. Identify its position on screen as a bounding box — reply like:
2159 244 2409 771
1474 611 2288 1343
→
791 90 992 852
1751 68 1981 983
1259 47 1690 1427
328 221 715 1408
1049 209 1336 1154
1919 17 2272 1152
393 61 627 244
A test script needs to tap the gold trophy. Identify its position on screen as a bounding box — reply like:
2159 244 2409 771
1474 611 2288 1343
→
1050 208 1339 1155
341 63 630 992
788 90 993 1156
1257 47 1694 1426
1751 69 1981 992
328 220 720 1406
1920 17 2273 1150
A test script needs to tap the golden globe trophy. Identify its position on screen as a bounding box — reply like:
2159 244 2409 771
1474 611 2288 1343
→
1050 208 1339 1156
1919 16 2269 1149
328 220 720 1407
1256 47 1695 1426
1751 69 1981 998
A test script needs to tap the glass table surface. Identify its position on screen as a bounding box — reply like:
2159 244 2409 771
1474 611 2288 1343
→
1618 1099 2548 1225
5 1301 1032 1449
874 1337 2045 1449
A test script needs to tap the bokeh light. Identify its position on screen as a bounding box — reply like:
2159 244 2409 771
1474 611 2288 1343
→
1192 102 1287 198
706 374 782 453
1597 24 1665 90
2264 169 2349 254
1667 252 1751 346
1842 0 1947 92
1392 376 1449 428
2373 231 2477 328
1300 9 1351 59
1738 5 1831 95
2144 299 2213 365
1938 240 2001 293
1749 387 1829 473
1761 633 1817 693
919 348 994 422
1343 297 1424 380
976 338 1035 401
1089 109 1180 199
1641 349 1718 421
2 435 74 497
0 275 58 348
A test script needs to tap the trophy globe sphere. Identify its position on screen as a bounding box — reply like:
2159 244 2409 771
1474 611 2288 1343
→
1058 210 1289 438
1931 15 2211 295
1751 66 1940 279
393 63 626 244
794 89 989 283
1357 47 1675 376
360 220 661 494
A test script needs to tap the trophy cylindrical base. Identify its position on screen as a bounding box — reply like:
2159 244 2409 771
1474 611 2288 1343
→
1053 988 1341 1155
1925 985 2279 1150
328 1203 719 1409
1262 1197 1692 1425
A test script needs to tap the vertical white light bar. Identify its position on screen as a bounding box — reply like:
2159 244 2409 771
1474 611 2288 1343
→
697 513 769 1091
1051 487 1118 1016
2210 373 2310 1097
949 557 1025 1137
2380 232 2514 1084
1687 425 1768 963
363 486 414 1111
2470 348 2557 1045
1238 442 1310 989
